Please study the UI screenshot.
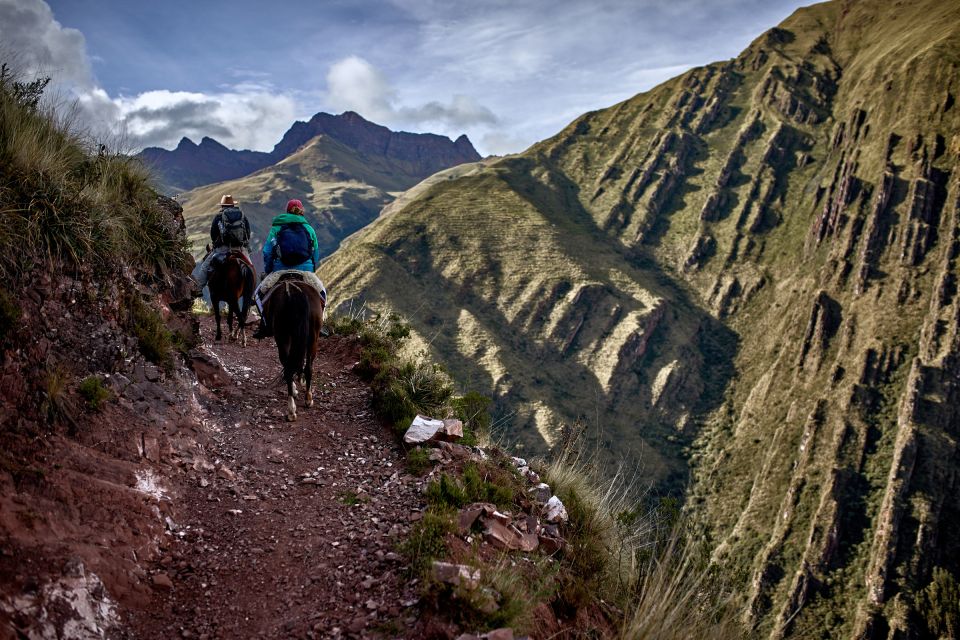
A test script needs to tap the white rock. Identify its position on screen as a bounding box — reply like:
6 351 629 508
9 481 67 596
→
510 456 527 468
403 415 445 444
544 496 568 523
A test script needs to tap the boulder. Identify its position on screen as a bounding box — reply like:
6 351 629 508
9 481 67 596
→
544 496 568 523
403 415 445 444
403 414 463 444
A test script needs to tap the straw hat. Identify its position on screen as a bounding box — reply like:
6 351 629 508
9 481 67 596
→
219 194 238 206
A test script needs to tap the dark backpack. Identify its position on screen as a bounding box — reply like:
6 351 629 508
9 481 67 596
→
218 207 248 247
275 223 312 267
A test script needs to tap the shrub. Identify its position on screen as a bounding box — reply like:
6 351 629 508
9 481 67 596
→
78 376 111 411
376 361 454 431
425 461 520 511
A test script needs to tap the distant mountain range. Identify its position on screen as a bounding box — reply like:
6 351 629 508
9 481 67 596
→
159 111 481 265
137 110 480 194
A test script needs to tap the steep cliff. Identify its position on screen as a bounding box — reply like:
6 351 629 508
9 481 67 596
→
321 0 960 635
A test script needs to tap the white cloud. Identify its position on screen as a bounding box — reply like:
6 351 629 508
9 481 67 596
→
326 55 497 130
114 89 298 150
0 0 94 90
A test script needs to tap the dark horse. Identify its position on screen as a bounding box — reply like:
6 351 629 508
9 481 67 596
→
262 275 325 421
208 250 256 346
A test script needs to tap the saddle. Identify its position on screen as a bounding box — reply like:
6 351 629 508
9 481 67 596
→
260 269 328 308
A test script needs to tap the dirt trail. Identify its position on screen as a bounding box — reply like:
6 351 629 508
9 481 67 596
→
126 317 425 639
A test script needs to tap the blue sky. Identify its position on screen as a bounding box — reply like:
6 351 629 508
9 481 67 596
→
5 0 812 155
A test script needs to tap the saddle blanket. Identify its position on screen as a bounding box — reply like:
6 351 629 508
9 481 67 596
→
260 270 327 305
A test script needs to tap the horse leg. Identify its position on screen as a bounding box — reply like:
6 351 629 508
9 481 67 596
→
304 322 318 409
212 297 223 341
286 378 297 422
227 303 236 342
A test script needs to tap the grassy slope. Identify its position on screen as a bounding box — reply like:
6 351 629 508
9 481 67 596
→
322 0 960 635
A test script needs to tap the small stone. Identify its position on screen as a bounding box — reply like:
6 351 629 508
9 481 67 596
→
432 561 481 590
544 496 568 523
152 572 174 590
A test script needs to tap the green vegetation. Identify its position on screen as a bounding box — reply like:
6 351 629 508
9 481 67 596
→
78 376 112 411
0 64 188 279
425 460 521 511
918 567 960 639
405 447 432 475
330 311 455 431
398 508 457 575
41 364 74 428
128 294 175 370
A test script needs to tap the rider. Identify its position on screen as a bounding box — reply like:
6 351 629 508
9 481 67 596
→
190 194 252 294
251 199 321 339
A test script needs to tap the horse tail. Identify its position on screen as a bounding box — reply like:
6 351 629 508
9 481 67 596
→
283 284 311 383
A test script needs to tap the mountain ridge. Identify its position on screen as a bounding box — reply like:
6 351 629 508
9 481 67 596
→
137 110 481 194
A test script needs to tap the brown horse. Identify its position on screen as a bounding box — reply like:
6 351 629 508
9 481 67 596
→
262 275 325 421
208 250 256 346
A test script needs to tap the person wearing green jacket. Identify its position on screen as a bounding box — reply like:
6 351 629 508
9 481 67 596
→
251 199 321 339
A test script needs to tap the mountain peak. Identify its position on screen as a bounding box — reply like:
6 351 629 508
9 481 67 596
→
175 137 197 150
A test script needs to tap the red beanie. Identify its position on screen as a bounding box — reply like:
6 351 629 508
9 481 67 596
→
286 199 304 214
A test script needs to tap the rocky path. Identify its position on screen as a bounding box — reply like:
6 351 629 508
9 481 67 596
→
126 318 425 639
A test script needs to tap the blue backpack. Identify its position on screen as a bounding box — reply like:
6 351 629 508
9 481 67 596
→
275 223 312 267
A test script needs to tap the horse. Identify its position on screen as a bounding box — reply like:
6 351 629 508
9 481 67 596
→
262 275 325 421
207 250 256 346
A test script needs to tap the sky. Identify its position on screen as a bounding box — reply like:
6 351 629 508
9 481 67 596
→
2 0 812 156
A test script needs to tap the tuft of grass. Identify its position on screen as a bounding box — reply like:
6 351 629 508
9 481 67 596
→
398 508 456 575
406 447 433 475
375 361 454 432
41 364 75 428
330 311 456 430
78 375 111 411
128 294 174 370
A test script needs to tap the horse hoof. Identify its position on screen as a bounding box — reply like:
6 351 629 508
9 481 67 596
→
286 413 297 422
305 393 314 408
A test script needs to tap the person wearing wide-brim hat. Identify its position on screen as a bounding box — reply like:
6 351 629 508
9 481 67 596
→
189 194 253 295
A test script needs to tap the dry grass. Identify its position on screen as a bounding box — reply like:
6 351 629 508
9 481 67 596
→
0 64 187 279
